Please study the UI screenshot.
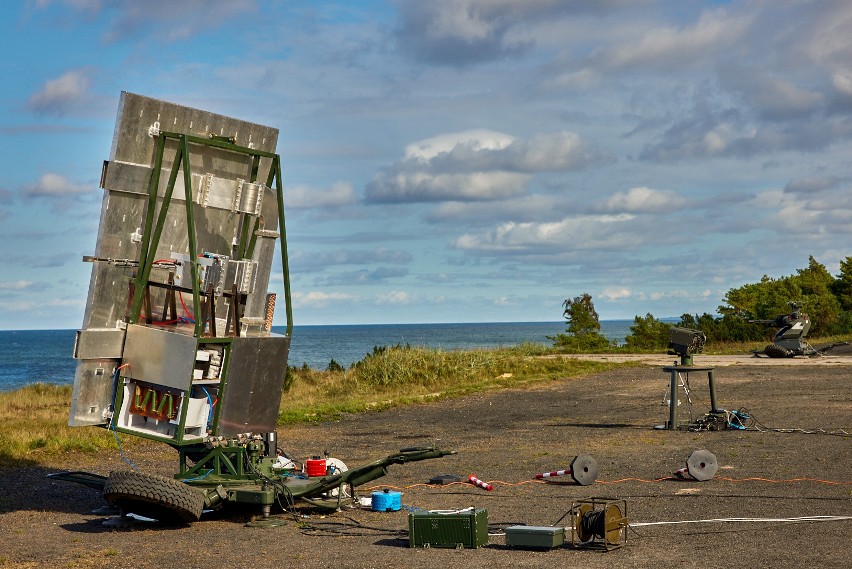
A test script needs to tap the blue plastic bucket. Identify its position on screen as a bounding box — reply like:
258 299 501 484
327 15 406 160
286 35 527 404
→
371 489 402 511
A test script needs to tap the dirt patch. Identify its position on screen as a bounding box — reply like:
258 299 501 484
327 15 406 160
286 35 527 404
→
2 359 851 568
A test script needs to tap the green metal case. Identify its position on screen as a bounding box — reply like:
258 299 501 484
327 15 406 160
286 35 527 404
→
408 508 489 549
504 525 565 549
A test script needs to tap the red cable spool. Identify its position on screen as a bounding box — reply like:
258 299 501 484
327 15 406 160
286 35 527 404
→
305 457 327 477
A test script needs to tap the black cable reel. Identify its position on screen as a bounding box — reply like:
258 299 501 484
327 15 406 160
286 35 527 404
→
569 498 628 550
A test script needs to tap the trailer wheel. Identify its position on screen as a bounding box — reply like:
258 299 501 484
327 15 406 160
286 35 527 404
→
763 344 791 358
103 471 205 523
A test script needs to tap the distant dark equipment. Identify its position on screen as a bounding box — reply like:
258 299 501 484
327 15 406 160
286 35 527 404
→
749 302 847 358
660 327 721 431
667 327 706 366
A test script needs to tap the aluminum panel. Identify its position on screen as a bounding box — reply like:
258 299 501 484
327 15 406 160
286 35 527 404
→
110 91 278 166
68 359 117 426
103 161 267 216
80 191 144 329
72 92 286 428
121 324 197 390
99 160 151 196
217 334 290 436
244 233 277 322
74 329 126 359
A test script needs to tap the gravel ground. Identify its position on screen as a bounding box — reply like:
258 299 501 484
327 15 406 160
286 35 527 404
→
1 355 850 569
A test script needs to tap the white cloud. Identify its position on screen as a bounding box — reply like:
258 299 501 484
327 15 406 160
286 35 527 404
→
720 68 824 120
286 181 357 209
754 187 852 237
124 1 257 43
0 281 35 291
595 7 752 70
0 297 82 311
600 287 632 300
602 187 687 213
376 290 412 304
405 129 514 161
454 213 639 253
831 69 852 98
644 290 695 302
367 170 529 203
366 129 609 203
394 0 635 66
408 130 609 173
292 247 412 272
292 291 359 308
23 173 92 197
783 177 841 195
425 194 571 225
28 70 90 115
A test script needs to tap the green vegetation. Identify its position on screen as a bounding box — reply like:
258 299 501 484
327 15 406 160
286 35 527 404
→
5 254 851 465
0 383 128 466
549 293 615 352
556 255 852 353
0 348 626 464
721 256 845 337
279 344 625 423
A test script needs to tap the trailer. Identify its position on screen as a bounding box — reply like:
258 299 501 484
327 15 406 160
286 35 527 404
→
57 92 452 524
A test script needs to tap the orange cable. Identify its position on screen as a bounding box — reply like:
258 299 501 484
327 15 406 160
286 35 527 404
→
595 477 674 484
365 475 852 492
716 476 852 485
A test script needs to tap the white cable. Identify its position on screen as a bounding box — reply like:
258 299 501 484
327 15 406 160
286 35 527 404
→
429 507 476 515
631 515 852 527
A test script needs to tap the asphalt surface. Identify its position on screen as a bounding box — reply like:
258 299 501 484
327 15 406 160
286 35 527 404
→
1 357 850 568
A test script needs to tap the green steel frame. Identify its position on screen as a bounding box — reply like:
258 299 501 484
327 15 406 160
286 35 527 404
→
128 131 292 337
110 132 292 447
86 126 456 514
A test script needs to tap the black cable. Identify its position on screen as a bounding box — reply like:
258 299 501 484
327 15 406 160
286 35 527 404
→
245 452 301 521
298 516 406 537
746 410 850 436
550 507 573 527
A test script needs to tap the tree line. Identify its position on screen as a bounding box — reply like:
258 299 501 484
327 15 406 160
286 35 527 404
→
552 255 852 351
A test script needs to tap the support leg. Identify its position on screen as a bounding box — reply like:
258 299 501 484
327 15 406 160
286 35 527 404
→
668 369 678 429
708 370 719 412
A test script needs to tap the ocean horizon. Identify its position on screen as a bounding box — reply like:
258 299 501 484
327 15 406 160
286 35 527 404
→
0 320 636 392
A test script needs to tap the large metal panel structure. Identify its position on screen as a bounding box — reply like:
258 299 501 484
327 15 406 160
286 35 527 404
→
53 92 456 524
69 92 292 449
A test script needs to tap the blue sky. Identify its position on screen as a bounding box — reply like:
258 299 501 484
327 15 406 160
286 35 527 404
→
2 0 852 329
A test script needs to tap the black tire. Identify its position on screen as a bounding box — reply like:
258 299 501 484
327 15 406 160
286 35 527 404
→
103 471 205 523
763 344 791 358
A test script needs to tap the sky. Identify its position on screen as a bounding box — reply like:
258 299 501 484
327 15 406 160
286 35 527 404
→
2 0 852 329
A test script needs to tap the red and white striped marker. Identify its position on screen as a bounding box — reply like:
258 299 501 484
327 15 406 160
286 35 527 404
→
535 468 571 480
468 474 493 491
531 455 598 486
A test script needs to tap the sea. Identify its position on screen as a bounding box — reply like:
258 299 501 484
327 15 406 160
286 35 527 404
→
0 321 634 392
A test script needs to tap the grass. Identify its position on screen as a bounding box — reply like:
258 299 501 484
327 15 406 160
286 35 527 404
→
0 344 627 464
0 383 123 465
278 343 629 424
704 333 852 355
3 333 846 464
